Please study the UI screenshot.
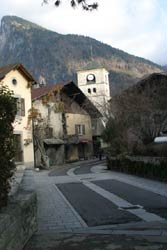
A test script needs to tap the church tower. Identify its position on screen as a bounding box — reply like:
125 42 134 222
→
77 62 110 115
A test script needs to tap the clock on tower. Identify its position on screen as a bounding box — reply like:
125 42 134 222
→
87 74 95 82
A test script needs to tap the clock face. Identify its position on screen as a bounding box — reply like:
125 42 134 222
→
87 74 95 81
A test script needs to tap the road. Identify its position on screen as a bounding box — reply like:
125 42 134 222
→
57 161 167 227
24 158 167 250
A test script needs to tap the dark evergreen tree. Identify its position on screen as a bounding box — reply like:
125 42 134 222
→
0 84 17 208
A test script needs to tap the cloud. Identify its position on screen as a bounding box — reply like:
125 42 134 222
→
0 0 166 65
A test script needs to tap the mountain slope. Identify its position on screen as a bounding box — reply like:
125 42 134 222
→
0 15 163 95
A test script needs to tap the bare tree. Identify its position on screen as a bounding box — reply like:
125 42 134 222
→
103 74 167 155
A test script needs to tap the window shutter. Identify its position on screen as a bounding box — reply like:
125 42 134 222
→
16 98 20 115
82 125 85 135
75 125 78 135
21 98 25 116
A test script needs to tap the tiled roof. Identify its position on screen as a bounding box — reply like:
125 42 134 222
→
0 63 18 80
0 63 36 83
32 82 65 100
32 81 101 118
78 61 106 71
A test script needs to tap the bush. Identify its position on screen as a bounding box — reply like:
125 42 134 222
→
0 84 17 208
132 143 167 157
107 156 167 182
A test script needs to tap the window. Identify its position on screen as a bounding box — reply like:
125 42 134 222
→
75 124 85 135
12 78 17 85
88 88 91 94
93 88 96 93
45 127 53 138
21 98 25 116
15 97 25 116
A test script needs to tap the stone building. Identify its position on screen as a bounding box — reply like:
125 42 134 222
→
32 81 100 166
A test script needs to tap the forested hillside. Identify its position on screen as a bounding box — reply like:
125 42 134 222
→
0 16 163 95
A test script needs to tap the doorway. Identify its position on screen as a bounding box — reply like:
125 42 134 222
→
13 134 23 162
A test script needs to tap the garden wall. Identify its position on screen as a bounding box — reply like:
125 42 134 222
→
0 169 37 250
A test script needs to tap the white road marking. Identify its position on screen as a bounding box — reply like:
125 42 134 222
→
66 164 167 223
67 167 80 177
83 181 166 223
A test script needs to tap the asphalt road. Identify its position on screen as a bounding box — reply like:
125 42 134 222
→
93 179 167 220
55 160 167 227
57 182 140 226
73 159 106 175
48 159 106 176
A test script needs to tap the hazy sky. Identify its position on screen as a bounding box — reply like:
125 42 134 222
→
0 0 166 65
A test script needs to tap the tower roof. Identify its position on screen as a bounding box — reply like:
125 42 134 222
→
78 61 108 72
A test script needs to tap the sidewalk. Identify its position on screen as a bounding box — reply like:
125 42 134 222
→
24 231 167 250
34 171 86 232
9 169 25 197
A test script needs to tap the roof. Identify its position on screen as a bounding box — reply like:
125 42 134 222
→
136 72 167 87
77 61 108 72
32 81 101 118
32 82 65 100
115 72 167 99
0 63 37 83
43 138 65 145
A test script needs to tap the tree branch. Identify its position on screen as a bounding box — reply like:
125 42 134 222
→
42 0 98 10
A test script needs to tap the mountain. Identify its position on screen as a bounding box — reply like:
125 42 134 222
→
0 15 163 95
162 65 167 70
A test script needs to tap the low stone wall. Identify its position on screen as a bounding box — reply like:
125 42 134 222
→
0 169 37 250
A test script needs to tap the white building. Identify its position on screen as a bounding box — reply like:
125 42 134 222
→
77 62 111 153
77 62 110 116
0 63 36 168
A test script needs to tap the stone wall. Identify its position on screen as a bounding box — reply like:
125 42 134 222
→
0 169 37 250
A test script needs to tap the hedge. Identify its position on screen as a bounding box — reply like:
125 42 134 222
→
107 157 167 182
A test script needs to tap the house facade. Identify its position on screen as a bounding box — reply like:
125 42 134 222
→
32 81 100 166
0 64 35 168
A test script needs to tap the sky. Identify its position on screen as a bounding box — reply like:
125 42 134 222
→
0 0 166 66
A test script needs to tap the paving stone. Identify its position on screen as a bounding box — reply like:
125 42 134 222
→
34 172 87 232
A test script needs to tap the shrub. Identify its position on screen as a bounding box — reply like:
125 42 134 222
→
107 156 167 182
132 143 167 157
0 84 17 208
